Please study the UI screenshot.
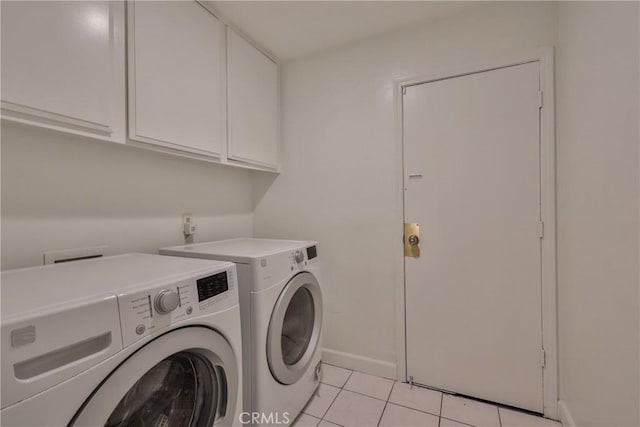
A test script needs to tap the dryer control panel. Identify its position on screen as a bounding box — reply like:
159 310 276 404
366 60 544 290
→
254 245 320 291
118 267 237 347
289 245 319 271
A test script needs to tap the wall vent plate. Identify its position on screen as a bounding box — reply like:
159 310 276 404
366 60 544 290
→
43 246 108 265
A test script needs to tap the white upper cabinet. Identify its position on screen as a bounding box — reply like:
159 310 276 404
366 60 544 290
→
1 1 279 171
127 1 225 157
227 28 279 170
1 1 125 142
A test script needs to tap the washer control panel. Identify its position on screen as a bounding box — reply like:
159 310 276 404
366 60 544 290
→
155 289 180 314
118 267 237 347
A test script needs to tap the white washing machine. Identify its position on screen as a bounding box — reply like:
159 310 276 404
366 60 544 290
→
1 253 243 426
160 238 323 425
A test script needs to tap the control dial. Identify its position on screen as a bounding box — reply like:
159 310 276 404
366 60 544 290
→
155 289 179 314
294 250 304 264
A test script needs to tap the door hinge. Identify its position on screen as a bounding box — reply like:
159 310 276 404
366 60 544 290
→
538 91 543 109
539 221 544 239
540 349 546 368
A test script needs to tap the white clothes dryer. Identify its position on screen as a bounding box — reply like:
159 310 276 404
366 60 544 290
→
1 253 243 427
160 239 323 425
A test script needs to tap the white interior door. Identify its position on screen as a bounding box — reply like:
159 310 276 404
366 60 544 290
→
403 62 544 412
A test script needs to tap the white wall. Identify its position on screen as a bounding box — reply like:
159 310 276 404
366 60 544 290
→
1 122 254 269
253 2 558 376
556 2 640 426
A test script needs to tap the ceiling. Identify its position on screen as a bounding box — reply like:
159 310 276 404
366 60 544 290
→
207 1 485 61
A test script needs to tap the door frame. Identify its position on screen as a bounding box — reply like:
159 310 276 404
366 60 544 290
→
392 47 557 419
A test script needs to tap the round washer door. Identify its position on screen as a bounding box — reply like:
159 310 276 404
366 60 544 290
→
71 327 238 427
267 272 323 385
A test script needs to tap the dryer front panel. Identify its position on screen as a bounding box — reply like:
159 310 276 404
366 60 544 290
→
267 272 323 385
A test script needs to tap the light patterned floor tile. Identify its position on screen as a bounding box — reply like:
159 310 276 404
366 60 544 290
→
318 420 342 427
388 382 442 416
378 403 440 427
323 390 386 427
303 383 340 419
343 371 394 401
292 413 321 427
440 418 474 427
499 408 560 427
441 395 500 427
321 363 353 388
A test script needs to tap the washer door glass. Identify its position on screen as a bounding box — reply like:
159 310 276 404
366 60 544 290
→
281 288 315 366
71 327 238 427
268 272 323 385
105 352 217 427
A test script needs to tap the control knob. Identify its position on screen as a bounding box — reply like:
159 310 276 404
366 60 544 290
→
155 289 179 314
294 250 304 264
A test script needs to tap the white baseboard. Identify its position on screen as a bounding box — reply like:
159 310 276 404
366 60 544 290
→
322 348 397 380
558 400 577 427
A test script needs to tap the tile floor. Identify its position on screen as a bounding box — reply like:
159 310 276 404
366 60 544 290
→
293 364 561 427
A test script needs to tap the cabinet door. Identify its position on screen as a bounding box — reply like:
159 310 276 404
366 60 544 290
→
1 1 125 142
128 1 225 157
227 29 279 169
